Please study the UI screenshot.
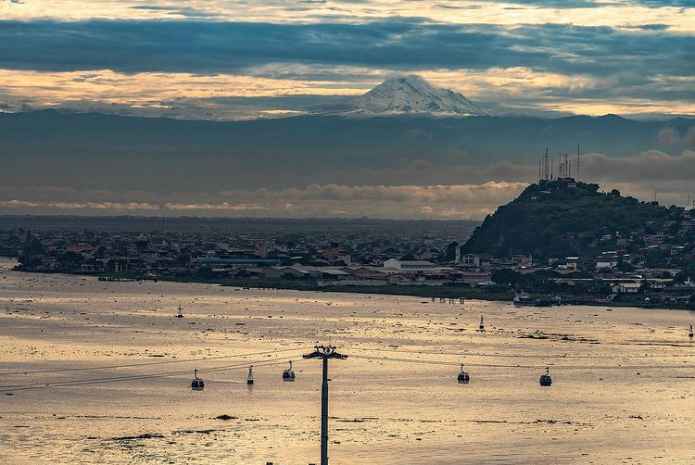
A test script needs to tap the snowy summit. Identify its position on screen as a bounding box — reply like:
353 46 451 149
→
352 75 487 116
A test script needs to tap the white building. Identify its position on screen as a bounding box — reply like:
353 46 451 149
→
383 259 437 271
612 282 642 294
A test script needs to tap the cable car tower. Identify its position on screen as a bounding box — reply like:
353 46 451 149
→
303 344 347 465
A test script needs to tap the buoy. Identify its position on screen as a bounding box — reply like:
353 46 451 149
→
539 367 553 387
457 364 470 384
479 315 485 332
176 305 184 318
246 366 255 385
689 323 693 340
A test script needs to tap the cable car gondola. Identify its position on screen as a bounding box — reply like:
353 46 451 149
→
539 367 552 387
282 361 296 382
191 368 205 391
457 364 470 384
246 365 255 385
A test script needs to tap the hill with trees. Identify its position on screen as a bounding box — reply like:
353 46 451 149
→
462 178 687 259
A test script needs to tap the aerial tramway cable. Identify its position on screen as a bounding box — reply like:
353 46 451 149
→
350 345 695 361
0 357 305 393
348 354 695 371
3 342 695 394
0 347 302 377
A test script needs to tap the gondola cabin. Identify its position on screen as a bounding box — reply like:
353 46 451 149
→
457 364 470 384
539 367 553 387
191 369 204 391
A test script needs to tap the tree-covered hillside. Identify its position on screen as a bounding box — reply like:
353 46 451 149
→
462 179 684 258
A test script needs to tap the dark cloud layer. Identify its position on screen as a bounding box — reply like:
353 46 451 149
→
0 20 692 80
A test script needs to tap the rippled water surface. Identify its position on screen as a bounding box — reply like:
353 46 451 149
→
1 258 694 464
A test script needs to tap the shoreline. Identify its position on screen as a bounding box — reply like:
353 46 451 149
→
6 262 695 312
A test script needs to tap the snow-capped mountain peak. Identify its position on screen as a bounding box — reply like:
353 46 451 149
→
352 75 487 116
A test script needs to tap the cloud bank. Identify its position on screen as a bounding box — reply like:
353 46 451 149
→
2 149 695 219
0 0 693 118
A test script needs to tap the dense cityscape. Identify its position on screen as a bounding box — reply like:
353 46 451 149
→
4 180 695 309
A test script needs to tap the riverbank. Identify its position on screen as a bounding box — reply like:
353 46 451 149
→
11 263 695 311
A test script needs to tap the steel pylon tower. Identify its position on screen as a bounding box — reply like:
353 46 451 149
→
303 344 348 465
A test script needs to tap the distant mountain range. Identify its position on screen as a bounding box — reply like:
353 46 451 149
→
0 106 692 195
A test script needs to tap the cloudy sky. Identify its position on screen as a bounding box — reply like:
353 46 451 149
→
0 0 693 220
1 0 694 118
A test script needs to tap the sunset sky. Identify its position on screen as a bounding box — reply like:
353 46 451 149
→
1 0 693 118
0 0 693 219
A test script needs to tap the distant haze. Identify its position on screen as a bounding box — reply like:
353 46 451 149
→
1 110 694 219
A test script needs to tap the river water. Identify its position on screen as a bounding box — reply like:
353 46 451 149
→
0 258 693 465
